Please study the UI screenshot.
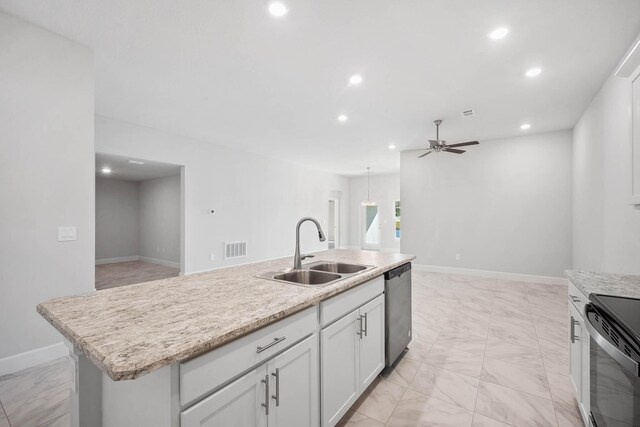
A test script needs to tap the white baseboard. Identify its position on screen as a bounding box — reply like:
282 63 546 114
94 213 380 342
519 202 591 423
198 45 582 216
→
412 264 568 286
139 256 180 269
96 256 140 265
0 342 69 376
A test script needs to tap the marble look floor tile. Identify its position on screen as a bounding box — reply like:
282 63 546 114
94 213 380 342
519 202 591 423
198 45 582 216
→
481 358 551 399
0 401 9 427
553 400 584 427
0 358 70 427
336 409 385 427
382 356 422 388
422 343 485 378
545 373 576 406
475 381 558 427
409 363 479 411
484 336 544 369
95 260 179 290
435 335 488 354
472 413 516 427
404 338 434 362
542 354 570 377
386 390 473 427
352 378 405 424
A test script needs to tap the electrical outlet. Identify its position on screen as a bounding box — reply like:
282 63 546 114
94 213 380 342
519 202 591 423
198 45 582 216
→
455 254 461 261
210 254 215 261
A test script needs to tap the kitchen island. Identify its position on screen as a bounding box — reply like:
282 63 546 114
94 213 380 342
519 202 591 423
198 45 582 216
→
38 249 414 427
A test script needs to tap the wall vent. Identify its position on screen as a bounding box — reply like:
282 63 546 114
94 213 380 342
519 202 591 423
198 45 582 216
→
224 241 247 259
461 109 476 117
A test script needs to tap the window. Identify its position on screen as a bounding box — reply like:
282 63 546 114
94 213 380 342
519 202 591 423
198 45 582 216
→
394 201 401 239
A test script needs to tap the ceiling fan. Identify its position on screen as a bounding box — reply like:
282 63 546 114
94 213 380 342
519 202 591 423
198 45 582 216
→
418 119 479 158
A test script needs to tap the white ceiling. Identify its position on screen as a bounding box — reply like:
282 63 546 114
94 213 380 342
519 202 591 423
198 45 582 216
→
2 1 640 176
96 153 180 181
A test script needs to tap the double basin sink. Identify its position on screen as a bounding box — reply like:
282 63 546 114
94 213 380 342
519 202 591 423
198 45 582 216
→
258 261 373 287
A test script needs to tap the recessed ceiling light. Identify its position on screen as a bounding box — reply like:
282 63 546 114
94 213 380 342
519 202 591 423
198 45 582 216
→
101 167 112 174
488 27 509 40
520 123 531 130
268 2 288 17
128 160 145 165
388 144 396 150
349 74 363 85
337 114 349 122
525 67 542 78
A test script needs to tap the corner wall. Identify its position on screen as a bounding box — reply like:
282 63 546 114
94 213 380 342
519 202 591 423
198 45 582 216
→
96 116 350 274
0 13 94 361
572 33 640 274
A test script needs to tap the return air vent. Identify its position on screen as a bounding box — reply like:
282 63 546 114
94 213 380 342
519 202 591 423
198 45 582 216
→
224 241 247 259
461 109 476 117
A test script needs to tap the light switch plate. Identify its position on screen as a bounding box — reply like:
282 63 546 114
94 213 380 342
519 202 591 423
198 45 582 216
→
58 226 77 242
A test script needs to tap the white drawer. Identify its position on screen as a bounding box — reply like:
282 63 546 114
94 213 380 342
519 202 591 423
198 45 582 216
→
180 305 318 407
568 281 588 315
320 276 384 327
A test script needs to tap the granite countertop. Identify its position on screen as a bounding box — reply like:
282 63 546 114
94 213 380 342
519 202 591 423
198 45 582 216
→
566 270 640 299
38 249 414 381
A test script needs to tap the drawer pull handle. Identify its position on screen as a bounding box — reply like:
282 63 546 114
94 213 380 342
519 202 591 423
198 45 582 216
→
571 317 580 343
257 336 286 353
271 368 280 406
261 374 269 415
363 313 368 337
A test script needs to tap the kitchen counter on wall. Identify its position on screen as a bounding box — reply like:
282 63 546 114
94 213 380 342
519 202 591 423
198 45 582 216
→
37 249 414 381
565 270 640 299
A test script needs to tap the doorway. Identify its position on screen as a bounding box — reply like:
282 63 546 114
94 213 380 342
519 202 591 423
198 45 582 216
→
327 198 340 249
94 153 183 290
360 203 381 250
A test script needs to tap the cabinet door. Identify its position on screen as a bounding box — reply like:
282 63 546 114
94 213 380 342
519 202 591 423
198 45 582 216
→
321 310 360 427
181 366 268 427
268 334 319 427
358 295 385 390
569 303 582 401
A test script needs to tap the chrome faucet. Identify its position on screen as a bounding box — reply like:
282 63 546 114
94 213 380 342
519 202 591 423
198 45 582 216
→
293 217 326 270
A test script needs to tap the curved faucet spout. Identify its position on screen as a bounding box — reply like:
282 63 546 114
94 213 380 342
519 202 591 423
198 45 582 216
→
293 217 326 270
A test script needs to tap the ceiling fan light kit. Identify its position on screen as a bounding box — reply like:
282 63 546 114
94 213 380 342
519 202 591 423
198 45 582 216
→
418 119 480 158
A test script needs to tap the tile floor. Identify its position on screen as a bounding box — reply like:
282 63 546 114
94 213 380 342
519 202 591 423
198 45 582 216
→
95 260 180 290
0 271 582 427
337 271 584 427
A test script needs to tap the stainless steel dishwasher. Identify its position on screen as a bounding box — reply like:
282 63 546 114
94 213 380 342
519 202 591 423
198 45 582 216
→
385 263 412 367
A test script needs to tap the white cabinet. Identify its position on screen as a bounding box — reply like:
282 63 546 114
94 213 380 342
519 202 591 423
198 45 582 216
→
358 295 385 390
320 310 360 426
268 335 319 427
321 294 385 427
181 335 318 427
568 283 590 425
181 367 268 427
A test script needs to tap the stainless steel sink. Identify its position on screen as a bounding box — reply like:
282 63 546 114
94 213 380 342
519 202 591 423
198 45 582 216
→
257 260 373 288
272 270 341 285
307 262 368 274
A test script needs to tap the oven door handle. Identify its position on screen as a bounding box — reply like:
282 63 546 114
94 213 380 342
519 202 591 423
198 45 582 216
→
584 304 640 377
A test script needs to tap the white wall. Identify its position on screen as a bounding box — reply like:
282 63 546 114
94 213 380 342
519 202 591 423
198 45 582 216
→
573 35 640 274
139 175 181 264
0 13 94 360
96 178 140 260
401 130 573 277
96 116 350 274
348 174 400 252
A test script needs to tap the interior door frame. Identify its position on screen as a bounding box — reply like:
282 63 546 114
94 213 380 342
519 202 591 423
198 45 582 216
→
360 202 381 250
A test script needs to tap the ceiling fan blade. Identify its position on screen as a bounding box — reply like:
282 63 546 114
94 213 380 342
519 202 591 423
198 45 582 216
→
418 150 433 158
444 148 465 154
447 141 479 148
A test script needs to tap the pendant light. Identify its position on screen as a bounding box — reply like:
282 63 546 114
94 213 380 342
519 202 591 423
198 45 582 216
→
362 167 376 206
